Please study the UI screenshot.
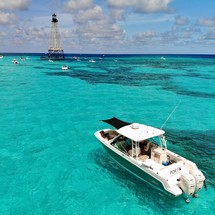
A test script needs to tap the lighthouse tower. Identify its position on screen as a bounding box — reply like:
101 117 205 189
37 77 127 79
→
48 14 64 60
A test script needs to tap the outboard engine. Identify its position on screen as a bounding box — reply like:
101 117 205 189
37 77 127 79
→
190 169 205 192
180 174 195 197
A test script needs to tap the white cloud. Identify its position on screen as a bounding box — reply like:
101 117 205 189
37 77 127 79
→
0 0 30 10
174 16 189 26
108 0 173 13
109 9 126 21
62 29 75 38
134 30 159 39
64 1 126 48
0 11 17 25
73 5 104 24
132 30 159 45
29 27 47 38
197 17 215 28
64 0 173 51
0 31 7 36
204 30 215 40
161 31 176 43
64 0 93 11
76 20 125 42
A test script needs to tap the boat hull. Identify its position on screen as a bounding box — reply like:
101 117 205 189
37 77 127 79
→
100 142 175 197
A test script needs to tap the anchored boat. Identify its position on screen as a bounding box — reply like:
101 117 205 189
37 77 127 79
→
61 65 68 70
94 117 206 203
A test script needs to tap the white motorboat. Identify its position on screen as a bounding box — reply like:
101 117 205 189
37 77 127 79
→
0 55 3 59
61 65 68 70
12 59 19 64
95 117 206 203
89 59 96 63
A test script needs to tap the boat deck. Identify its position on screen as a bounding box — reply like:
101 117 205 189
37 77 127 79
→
97 129 188 180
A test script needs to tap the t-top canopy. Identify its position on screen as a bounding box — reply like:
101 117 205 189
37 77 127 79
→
102 117 131 129
117 123 165 142
102 117 165 141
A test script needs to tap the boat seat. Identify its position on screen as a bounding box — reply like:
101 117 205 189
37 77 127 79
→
138 155 149 161
105 130 118 139
100 130 111 140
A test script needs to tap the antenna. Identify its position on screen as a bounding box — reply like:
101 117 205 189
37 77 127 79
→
160 101 181 129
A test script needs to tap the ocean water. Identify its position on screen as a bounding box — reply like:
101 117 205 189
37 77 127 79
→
0 54 214 215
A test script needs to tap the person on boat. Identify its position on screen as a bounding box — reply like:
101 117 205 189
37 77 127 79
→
140 140 147 154
125 137 132 152
140 140 151 156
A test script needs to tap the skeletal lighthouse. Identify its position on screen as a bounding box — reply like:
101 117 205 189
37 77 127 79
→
48 14 64 60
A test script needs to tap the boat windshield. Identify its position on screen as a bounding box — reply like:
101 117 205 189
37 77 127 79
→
149 135 167 149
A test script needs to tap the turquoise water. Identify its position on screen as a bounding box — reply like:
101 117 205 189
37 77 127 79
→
0 54 214 214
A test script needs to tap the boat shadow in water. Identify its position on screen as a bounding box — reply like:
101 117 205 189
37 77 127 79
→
89 148 184 210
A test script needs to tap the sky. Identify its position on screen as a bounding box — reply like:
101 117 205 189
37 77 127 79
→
0 0 215 54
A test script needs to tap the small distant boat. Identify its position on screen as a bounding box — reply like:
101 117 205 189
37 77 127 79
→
20 57 25 61
0 55 3 59
49 59 53 62
12 59 19 64
61 65 68 70
89 59 96 63
95 117 206 203
160 56 166 60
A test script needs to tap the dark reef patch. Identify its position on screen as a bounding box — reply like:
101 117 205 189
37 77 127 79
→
45 69 215 99
33 66 62 71
162 84 215 99
45 67 171 87
182 70 215 80
44 60 215 99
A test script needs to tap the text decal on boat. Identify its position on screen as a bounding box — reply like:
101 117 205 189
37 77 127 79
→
170 167 181 175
